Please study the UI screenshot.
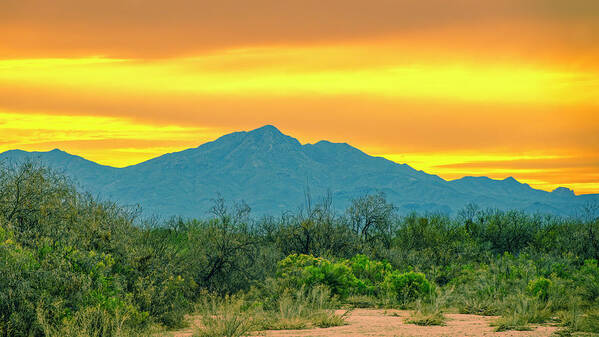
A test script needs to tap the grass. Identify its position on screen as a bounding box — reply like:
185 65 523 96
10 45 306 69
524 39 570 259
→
556 307 599 335
492 314 534 332
405 309 446 326
574 311 599 333
36 305 146 337
194 287 349 336
254 287 349 330
311 309 352 328
194 295 253 337
459 297 501 316
195 317 252 337
404 289 448 326
404 302 446 326
491 293 552 332
345 294 380 308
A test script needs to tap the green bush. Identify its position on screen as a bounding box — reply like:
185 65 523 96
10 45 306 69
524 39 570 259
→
276 254 357 298
349 254 392 295
384 271 431 304
527 277 552 301
574 259 599 303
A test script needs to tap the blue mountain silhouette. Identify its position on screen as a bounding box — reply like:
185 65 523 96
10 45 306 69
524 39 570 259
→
1 125 596 217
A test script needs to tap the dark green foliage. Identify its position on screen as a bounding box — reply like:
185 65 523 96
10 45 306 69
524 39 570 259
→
259 193 359 258
575 259 599 303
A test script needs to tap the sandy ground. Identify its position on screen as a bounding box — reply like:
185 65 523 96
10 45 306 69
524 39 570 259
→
169 309 558 337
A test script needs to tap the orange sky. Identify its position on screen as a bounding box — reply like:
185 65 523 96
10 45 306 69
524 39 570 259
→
1 0 598 194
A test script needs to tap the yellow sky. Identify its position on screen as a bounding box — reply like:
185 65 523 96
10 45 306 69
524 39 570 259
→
1 0 598 194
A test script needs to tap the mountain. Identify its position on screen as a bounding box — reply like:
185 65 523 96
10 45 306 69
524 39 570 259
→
1 125 596 217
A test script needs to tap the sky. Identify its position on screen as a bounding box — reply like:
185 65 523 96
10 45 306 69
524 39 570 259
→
1 0 598 194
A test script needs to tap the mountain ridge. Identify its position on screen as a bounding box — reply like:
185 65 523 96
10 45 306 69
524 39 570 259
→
1 125 596 217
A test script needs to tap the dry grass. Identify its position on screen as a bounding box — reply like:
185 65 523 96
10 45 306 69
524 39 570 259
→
193 287 349 336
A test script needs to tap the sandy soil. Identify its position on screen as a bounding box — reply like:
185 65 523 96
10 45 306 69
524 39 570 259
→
169 309 558 337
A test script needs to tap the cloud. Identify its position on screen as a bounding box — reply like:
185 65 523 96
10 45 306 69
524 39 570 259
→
400 154 599 194
1 0 598 59
0 111 224 166
1 79 598 153
435 157 599 170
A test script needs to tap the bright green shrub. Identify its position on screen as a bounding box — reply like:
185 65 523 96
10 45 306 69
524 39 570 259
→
349 254 392 295
527 277 552 301
384 271 431 304
277 254 435 302
276 254 357 298
303 262 356 298
277 254 324 278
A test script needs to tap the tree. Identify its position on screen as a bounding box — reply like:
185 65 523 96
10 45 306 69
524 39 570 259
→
191 196 257 293
346 193 395 246
264 190 358 258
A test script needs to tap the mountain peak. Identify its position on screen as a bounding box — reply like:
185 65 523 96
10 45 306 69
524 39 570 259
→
552 186 575 197
243 125 300 147
248 125 283 136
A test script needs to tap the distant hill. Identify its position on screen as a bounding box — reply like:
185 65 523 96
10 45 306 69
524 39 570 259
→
1 125 596 217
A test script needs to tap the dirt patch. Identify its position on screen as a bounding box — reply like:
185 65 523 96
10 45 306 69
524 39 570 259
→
168 309 558 337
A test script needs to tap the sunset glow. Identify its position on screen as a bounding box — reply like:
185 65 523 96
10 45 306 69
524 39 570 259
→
1 0 598 193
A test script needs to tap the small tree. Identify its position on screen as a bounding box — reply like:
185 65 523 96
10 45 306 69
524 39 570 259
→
346 193 395 246
191 196 257 293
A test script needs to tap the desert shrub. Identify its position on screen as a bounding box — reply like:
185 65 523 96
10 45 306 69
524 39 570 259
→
568 310 599 333
348 254 392 295
276 254 326 283
448 253 540 315
394 213 473 269
195 294 253 337
470 210 541 255
36 305 140 337
405 289 448 326
492 314 533 332
276 253 434 302
262 194 360 258
405 308 445 326
247 285 347 331
573 259 599 304
492 292 552 331
0 234 39 336
276 254 358 298
528 277 552 301
344 294 380 308
310 310 351 328
0 163 197 335
303 262 356 298
384 271 431 304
